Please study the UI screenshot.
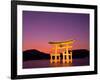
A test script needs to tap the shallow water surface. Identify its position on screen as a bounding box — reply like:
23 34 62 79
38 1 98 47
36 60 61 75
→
23 57 89 69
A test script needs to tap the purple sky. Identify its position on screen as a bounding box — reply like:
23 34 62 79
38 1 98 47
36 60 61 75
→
23 11 89 53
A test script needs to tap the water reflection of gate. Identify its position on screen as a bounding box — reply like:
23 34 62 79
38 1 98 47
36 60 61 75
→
48 40 74 64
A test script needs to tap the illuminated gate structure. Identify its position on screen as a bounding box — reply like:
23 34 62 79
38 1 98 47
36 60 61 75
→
48 40 74 64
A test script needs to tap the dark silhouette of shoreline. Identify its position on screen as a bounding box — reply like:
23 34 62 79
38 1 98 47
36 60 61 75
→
23 49 89 61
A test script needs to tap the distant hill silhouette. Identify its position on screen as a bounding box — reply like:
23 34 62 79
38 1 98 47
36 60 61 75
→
23 49 50 61
23 49 89 61
72 49 89 58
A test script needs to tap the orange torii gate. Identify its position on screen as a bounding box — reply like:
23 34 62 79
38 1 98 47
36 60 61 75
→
48 40 74 64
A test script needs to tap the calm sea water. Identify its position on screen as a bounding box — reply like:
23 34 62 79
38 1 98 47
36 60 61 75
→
23 57 89 69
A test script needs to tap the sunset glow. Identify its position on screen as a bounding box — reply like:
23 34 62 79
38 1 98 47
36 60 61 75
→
23 11 89 53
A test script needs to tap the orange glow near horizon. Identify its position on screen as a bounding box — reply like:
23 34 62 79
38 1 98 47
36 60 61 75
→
23 39 89 54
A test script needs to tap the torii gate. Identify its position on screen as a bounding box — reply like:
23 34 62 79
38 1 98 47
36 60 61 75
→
48 40 74 64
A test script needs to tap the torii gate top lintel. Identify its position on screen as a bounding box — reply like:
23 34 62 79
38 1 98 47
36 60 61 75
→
48 40 74 45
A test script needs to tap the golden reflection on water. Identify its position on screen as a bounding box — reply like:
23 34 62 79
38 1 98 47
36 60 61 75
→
49 62 72 67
